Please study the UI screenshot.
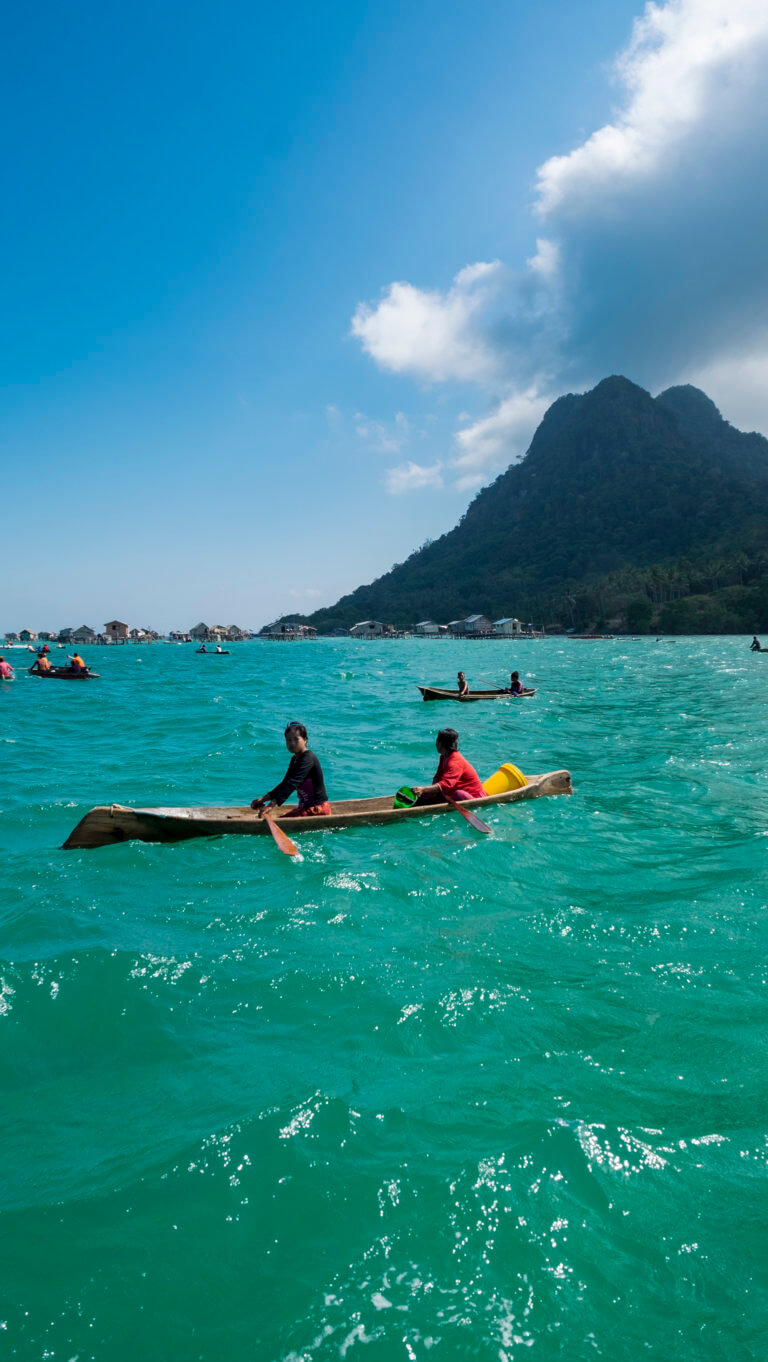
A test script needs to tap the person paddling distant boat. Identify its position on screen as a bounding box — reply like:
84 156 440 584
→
413 728 485 805
30 651 52 674
751 636 763 652
251 721 331 819
0 656 14 680
508 671 524 695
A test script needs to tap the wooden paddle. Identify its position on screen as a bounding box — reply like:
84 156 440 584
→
444 793 491 834
263 814 299 856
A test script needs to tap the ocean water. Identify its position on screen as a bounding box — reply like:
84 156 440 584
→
1 637 766 1361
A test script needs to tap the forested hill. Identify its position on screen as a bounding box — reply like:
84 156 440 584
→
283 376 768 632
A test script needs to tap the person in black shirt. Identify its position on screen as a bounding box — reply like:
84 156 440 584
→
251 721 331 819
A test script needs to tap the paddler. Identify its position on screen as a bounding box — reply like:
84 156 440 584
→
251 721 331 819
508 670 524 694
413 728 485 805
69 652 87 673
751 636 762 652
0 656 14 680
457 671 470 697
31 651 52 674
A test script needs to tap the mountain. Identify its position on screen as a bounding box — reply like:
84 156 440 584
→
656 384 768 482
280 376 768 633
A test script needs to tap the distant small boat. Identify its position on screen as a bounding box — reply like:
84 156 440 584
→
568 635 614 640
31 667 99 680
62 769 572 849
418 685 536 702
196 648 230 654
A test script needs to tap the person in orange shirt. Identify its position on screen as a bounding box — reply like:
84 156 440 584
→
30 651 52 674
69 653 86 673
413 728 485 805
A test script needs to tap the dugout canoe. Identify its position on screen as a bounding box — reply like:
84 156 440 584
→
30 667 100 680
62 768 572 849
418 685 536 701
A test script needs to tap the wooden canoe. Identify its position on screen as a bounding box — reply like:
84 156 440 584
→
62 769 572 849
418 685 536 701
31 667 100 680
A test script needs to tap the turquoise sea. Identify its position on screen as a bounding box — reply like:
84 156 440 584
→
1 637 766 1361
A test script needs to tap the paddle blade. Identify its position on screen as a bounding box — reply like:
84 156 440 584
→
444 794 491 834
265 815 300 856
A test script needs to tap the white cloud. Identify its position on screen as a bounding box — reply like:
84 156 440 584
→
351 262 503 383
454 389 552 484
536 0 768 218
526 238 560 280
385 461 444 495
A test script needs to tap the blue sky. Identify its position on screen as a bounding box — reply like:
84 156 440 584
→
3 0 767 631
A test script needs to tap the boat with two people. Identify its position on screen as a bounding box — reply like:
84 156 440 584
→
30 651 98 680
419 669 536 702
62 719 570 849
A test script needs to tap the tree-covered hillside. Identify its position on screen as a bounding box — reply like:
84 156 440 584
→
278 376 768 633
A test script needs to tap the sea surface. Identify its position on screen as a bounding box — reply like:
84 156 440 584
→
1 638 766 1361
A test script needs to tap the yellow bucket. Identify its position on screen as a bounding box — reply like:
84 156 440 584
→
482 762 527 795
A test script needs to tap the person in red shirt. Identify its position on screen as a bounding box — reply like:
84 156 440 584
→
413 728 485 805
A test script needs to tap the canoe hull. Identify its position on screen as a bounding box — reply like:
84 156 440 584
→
62 769 572 849
32 668 99 680
418 686 536 701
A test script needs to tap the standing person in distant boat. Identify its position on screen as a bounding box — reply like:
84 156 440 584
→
251 721 331 819
0 656 14 680
413 728 485 805
508 671 524 694
457 671 470 697
751 636 762 652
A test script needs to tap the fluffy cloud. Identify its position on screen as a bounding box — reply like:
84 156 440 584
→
454 389 551 490
352 0 768 488
385 461 444 495
536 0 768 218
351 261 503 383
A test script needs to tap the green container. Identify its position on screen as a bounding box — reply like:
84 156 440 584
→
394 786 418 808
